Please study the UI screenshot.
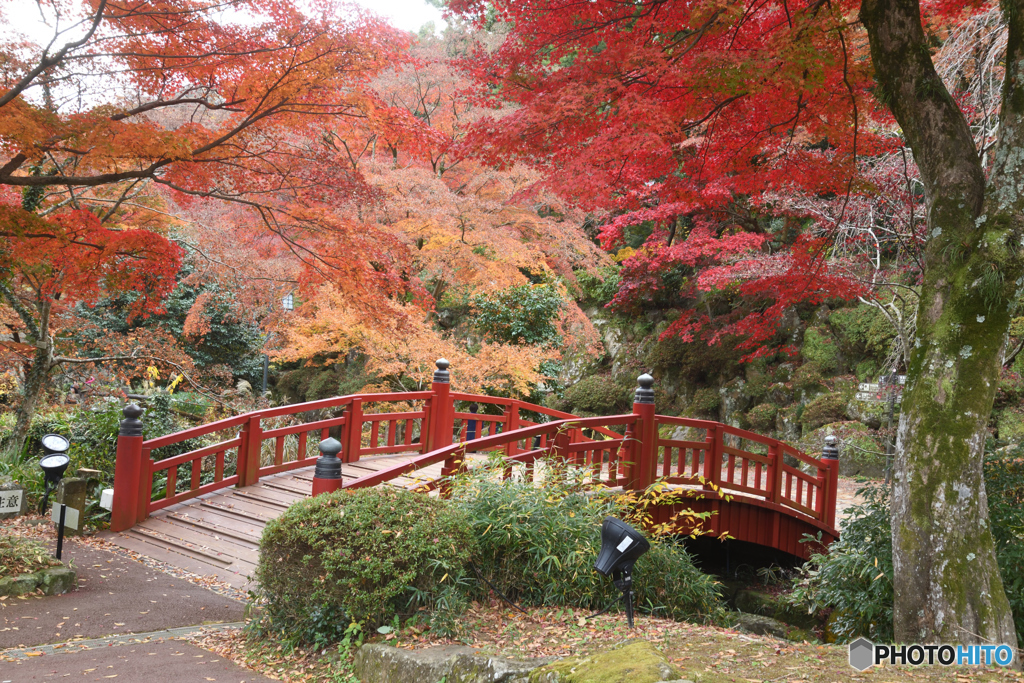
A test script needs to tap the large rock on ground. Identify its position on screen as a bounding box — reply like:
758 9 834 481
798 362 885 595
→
529 640 683 683
353 643 548 683
734 589 818 630
730 612 813 642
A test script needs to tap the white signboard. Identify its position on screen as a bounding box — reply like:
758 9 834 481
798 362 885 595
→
51 503 80 531
0 489 22 512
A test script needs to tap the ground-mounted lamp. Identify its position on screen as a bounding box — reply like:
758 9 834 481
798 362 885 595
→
38 433 71 514
594 517 650 627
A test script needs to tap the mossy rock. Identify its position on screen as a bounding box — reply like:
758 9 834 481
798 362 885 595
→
733 590 818 631
529 641 681 683
0 573 37 596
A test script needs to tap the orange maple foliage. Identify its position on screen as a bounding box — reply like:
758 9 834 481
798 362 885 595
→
274 285 557 397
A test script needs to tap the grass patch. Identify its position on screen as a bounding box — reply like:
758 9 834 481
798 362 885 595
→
0 533 61 578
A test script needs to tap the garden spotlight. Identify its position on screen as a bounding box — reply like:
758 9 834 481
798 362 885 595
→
594 517 650 628
38 434 71 514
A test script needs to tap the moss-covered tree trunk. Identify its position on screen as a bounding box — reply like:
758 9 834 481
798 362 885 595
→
0 285 54 461
861 0 1021 648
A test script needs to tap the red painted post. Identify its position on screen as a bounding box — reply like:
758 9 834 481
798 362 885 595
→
311 438 344 496
768 442 783 504
703 424 723 492
111 404 144 532
505 403 520 457
345 399 363 463
430 359 462 485
242 413 262 487
629 373 657 491
431 359 453 452
821 435 840 528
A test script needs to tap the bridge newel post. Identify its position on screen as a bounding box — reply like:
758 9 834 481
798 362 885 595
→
431 360 462 487
311 438 344 496
628 373 657 491
111 403 144 532
820 435 840 528
240 413 263 487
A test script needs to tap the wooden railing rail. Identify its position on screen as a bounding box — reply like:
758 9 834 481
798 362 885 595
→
109 360 839 537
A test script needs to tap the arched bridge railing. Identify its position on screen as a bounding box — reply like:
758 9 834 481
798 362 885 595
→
110 361 840 556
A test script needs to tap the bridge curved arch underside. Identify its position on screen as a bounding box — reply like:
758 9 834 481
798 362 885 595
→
104 389 841 585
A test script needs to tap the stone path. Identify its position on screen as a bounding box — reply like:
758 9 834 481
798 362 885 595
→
0 537 265 682
2 637 276 682
0 540 243 650
834 476 876 524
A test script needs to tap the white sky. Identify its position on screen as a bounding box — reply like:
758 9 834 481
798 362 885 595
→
356 0 446 33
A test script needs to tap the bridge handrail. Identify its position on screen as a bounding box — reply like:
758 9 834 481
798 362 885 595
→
109 361 839 537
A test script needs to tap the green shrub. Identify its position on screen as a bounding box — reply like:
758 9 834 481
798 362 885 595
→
854 360 879 383
472 284 562 345
252 487 475 647
984 451 1024 645
800 393 846 432
746 403 779 433
791 454 1024 647
689 387 721 417
556 376 630 417
449 461 723 622
792 362 826 391
802 327 839 372
828 305 897 364
575 266 621 307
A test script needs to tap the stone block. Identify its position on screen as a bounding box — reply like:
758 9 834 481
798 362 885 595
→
0 477 27 520
734 589 818 630
730 612 814 642
0 574 39 597
354 643 548 683
39 566 77 595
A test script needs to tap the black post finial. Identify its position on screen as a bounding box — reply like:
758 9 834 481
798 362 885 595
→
823 434 839 461
634 373 655 404
119 403 144 437
433 358 451 383
314 438 343 480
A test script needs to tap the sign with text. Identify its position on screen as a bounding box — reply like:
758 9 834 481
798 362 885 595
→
0 489 23 512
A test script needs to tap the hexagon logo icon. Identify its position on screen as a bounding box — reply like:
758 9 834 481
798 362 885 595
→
849 637 875 671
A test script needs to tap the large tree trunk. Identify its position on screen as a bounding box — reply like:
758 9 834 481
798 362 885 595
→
861 0 1021 648
1 289 53 461
7 343 52 460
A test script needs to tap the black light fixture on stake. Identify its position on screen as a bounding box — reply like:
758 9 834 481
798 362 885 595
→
594 517 650 627
38 434 71 514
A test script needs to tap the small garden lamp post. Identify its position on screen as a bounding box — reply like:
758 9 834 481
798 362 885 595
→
38 434 70 514
594 517 650 627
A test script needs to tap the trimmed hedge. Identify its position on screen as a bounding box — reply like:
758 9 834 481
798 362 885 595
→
252 487 475 646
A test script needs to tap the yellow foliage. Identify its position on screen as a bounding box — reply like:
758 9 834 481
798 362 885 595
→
274 286 557 397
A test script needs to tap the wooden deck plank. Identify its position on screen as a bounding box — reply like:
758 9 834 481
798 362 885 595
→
137 517 262 566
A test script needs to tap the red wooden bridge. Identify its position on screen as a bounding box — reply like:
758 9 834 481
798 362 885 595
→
105 361 839 586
